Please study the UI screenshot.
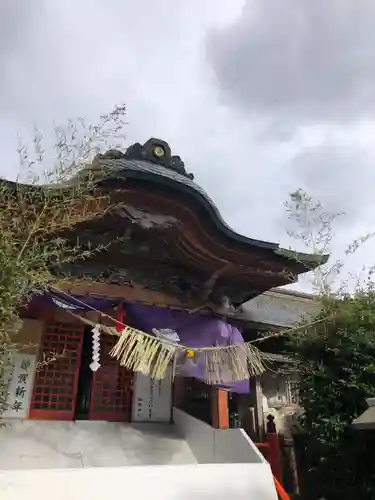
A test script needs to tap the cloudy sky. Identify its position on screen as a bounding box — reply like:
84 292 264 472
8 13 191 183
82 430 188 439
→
2 0 375 290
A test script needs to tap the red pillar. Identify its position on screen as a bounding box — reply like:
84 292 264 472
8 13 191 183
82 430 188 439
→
266 432 283 483
211 388 229 429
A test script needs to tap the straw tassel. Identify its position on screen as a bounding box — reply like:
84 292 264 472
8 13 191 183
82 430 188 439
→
202 343 264 385
109 326 177 380
109 325 266 384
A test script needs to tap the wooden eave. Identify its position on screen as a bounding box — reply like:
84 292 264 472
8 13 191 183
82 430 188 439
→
1 145 328 307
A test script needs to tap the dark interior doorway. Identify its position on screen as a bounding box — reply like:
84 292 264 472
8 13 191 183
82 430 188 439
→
75 326 93 420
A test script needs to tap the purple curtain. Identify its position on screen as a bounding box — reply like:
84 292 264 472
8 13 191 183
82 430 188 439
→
33 292 250 393
125 302 250 394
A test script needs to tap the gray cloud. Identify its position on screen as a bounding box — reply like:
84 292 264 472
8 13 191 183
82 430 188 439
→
206 0 375 264
207 0 375 127
2 0 375 289
290 143 375 224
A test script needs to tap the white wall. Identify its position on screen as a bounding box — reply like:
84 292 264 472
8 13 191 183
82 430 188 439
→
0 420 196 469
242 290 318 327
353 398 375 430
0 410 278 500
173 408 266 464
0 463 278 500
173 407 215 462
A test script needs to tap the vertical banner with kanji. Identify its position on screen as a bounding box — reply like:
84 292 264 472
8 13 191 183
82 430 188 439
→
131 365 172 422
3 353 37 418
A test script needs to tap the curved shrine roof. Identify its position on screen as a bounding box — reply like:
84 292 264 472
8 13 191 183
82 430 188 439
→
1 138 328 307
88 138 328 270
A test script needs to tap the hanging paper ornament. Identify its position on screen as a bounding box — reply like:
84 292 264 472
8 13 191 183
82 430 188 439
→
152 328 180 357
89 324 101 372
152 328 180 343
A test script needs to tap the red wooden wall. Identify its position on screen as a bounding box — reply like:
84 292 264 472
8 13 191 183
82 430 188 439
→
30 321 133 422
89 333 133 421
29 321 84 420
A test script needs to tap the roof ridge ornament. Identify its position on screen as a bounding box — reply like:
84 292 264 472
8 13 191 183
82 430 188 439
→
96 138 194 180
126 138 194 180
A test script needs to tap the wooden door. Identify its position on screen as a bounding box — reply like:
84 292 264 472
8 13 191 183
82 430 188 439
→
89 333 133 421
29 321 84 420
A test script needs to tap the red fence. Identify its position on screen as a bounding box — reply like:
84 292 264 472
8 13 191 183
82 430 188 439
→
256 432 282 482
256 433 290 500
